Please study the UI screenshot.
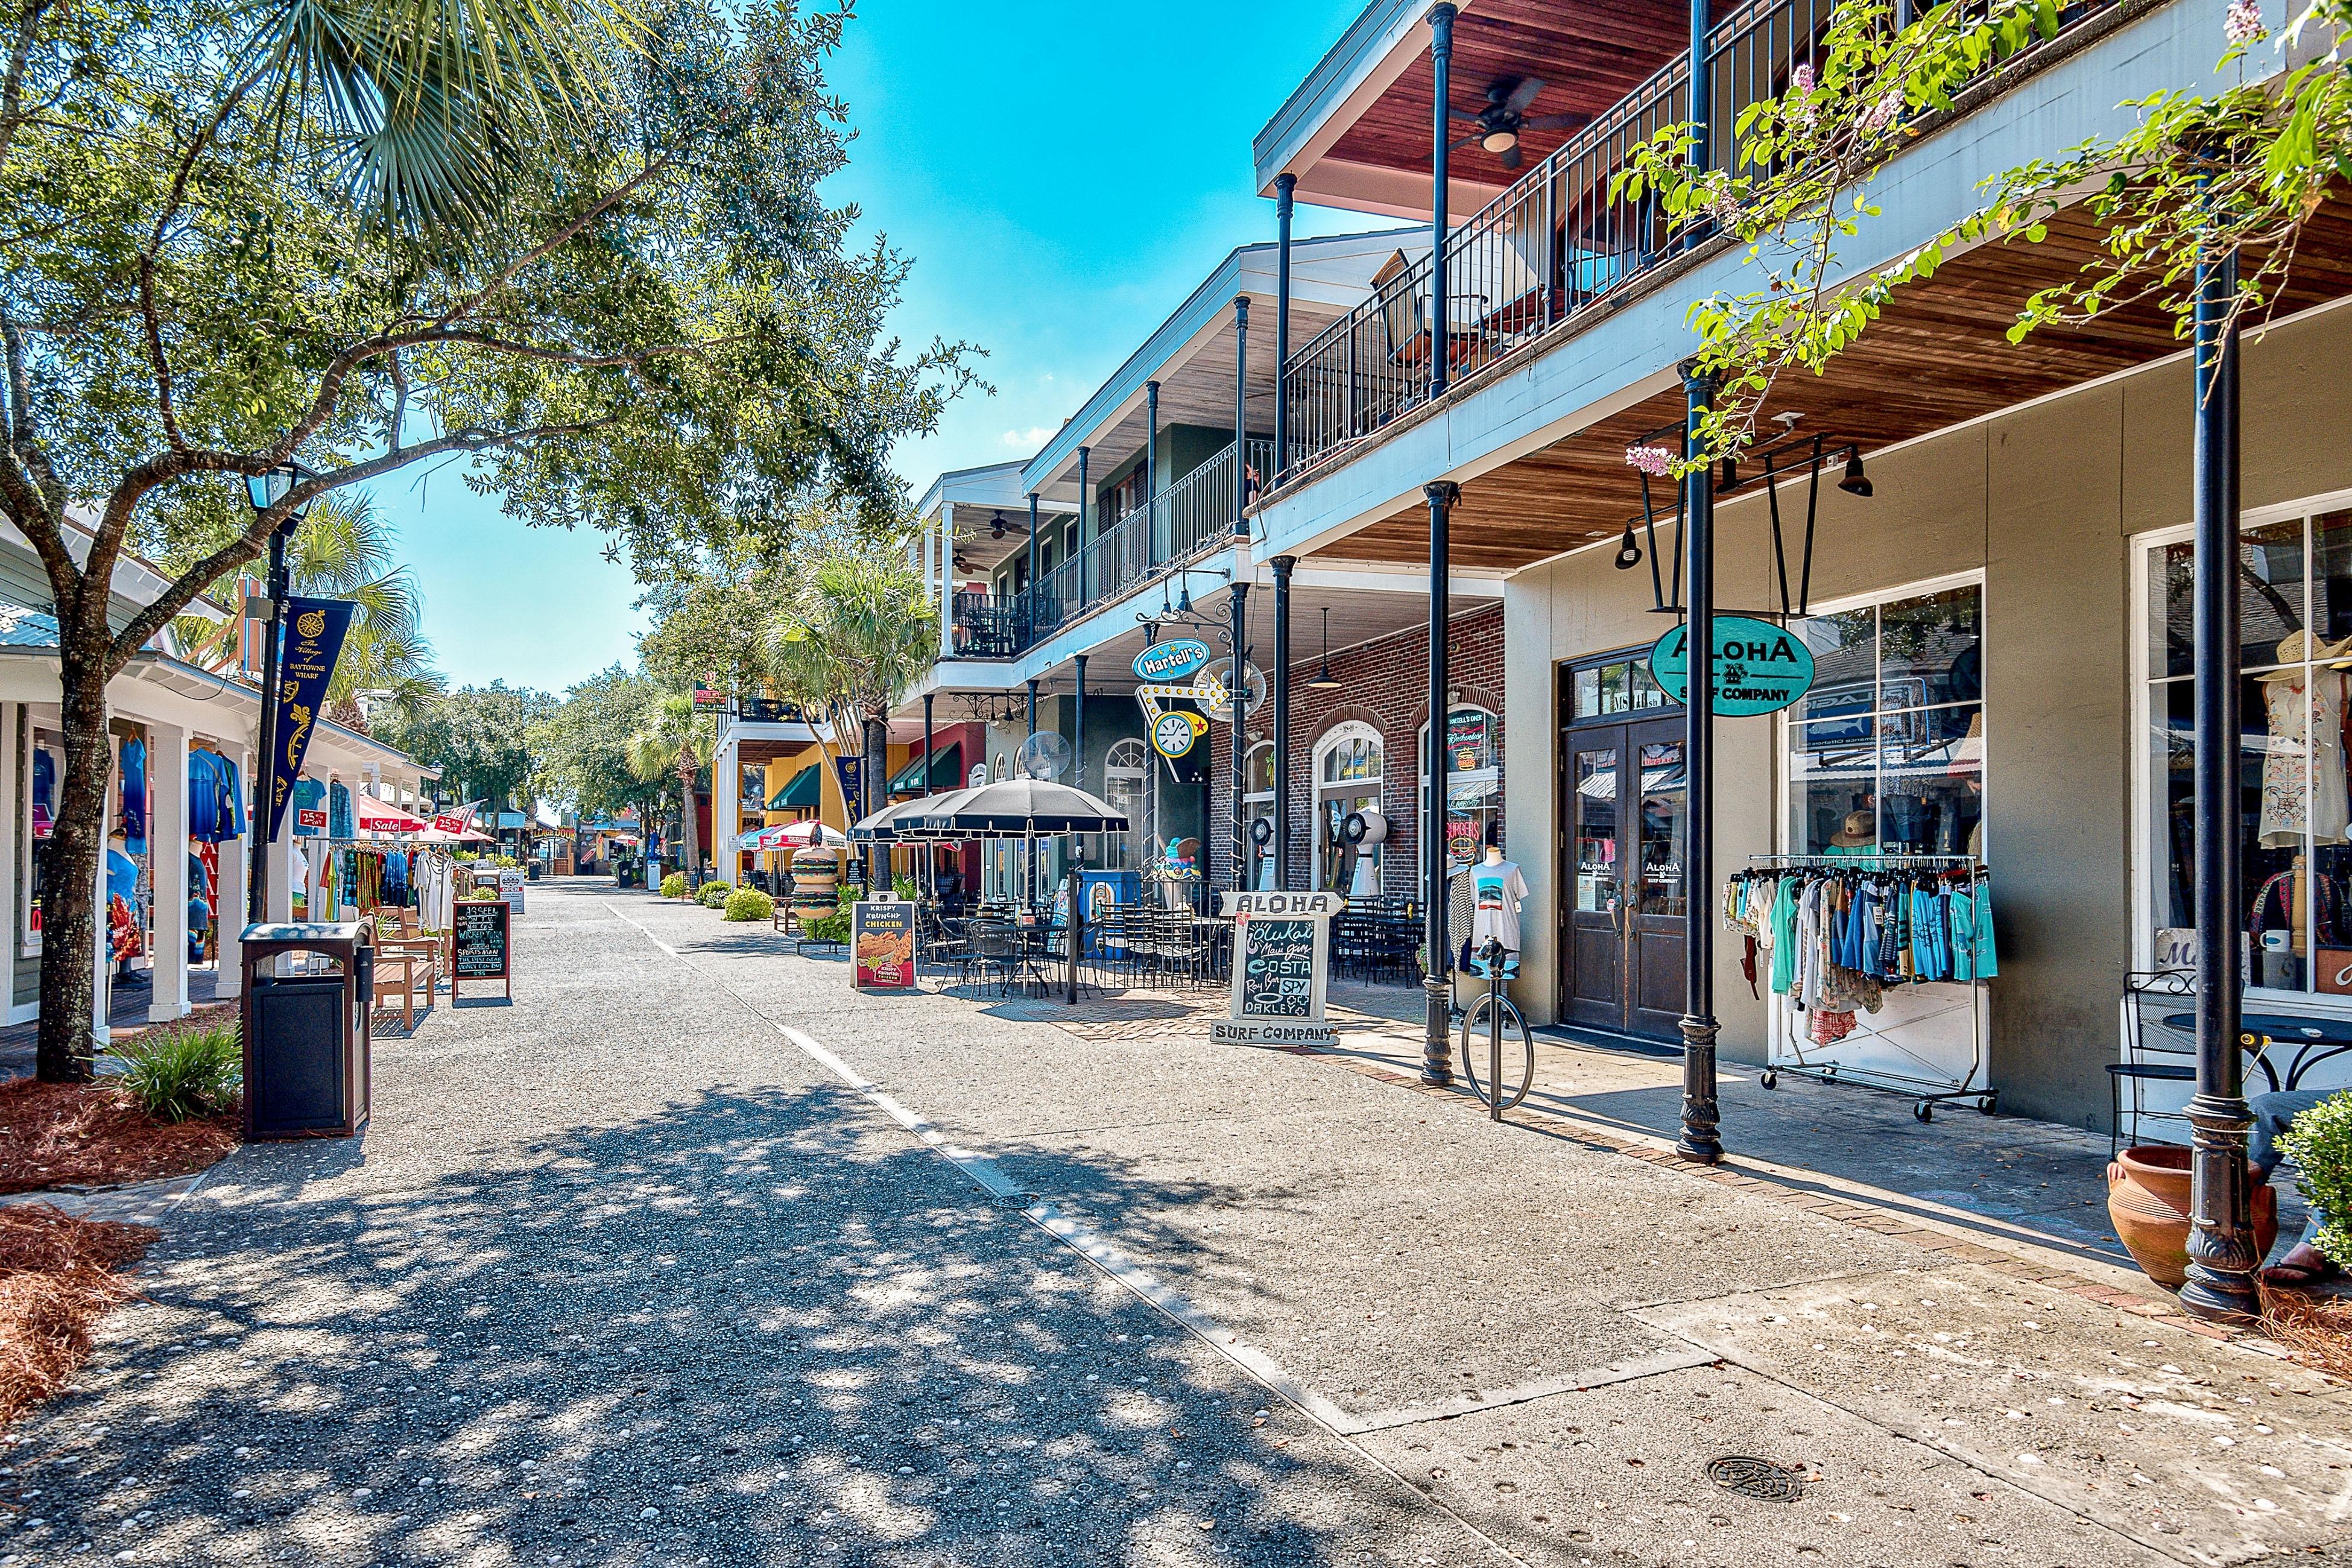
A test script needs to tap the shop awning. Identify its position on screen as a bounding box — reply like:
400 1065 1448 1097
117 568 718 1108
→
770 767 821 810
888 742 962 794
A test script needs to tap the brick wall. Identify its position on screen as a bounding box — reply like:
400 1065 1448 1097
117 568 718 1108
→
1203 601 1507 897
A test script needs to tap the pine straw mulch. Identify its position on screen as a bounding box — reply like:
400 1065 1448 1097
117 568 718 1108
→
0 1204 153 1424
2259 1283 2352 1379
0 1076 238 1196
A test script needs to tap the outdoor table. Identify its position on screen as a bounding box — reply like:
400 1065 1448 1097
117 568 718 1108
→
2161 1010 2352 1092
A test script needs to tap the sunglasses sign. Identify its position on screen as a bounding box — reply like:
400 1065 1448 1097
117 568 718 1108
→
1649 616 1816 716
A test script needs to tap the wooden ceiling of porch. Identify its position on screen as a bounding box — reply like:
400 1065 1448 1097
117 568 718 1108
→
1310 203 2352 573
1325 0 1713 191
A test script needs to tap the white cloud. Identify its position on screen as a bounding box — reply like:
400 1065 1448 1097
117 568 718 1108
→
1000 426 1054 449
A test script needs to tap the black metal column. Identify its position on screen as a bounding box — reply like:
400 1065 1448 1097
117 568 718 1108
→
1146 381 1161 570
1234 296 1251 530
1026 677 1039 908
1429 2 1457 398
1271 555 1295 890
1073 653 1089 864
1677 367 1723 1163
248 519 294 923
1422 481 1458 1086
1274 173 1296 483
1231 583 1250 894
1687 0 1712 189
2183 235 2259 1323
1025 492 1040 636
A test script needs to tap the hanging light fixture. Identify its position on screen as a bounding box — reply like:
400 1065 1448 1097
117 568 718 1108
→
1838 446 1873 497
1309 607 1343 689
990 511 1008 539
1613 520 1643 571
1174 577 1192 615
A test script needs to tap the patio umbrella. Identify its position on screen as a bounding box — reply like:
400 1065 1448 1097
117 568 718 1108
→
848 798 928 842
745 820 848 853
355 792 429 835
897 779 1128 838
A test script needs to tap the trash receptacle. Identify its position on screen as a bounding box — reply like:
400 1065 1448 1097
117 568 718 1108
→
240 921 373 1139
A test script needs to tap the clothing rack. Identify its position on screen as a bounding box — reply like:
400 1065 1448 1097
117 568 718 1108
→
1742 852 1995 1121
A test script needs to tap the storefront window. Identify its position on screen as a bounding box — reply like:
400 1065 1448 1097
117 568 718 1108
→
1315 722 1383 897
1789 581 1984 859
1105 738 1151 871
1244 742 1276 889
1572 659 1671 721
2145 508 2352 993
1420 706 1501 875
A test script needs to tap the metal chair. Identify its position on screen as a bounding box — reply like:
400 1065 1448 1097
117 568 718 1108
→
2114 968 2199 1155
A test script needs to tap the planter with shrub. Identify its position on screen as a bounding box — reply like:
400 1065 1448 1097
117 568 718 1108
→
660 872 688 899
696 880 735 909
799 908 850 945
723 888 776 923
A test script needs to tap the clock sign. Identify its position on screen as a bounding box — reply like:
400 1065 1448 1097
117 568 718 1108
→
1152 710 1200 759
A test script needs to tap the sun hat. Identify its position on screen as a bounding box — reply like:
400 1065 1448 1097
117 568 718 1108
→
2259 629 2352 678
1830 809 1876 848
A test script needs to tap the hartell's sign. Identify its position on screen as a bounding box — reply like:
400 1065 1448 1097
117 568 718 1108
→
1132 639 1211 683
1648 616 1816 716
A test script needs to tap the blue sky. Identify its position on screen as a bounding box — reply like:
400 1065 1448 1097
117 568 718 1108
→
364 0 1376 697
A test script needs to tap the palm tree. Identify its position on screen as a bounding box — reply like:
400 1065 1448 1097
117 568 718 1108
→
767 528 937 882
172 491 444 730
627 694 714 877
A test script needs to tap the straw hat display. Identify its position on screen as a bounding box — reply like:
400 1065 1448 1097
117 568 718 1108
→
2259 629 2352 680
1830 809 1876 848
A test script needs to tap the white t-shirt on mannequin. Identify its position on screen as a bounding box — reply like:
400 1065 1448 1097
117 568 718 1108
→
1469 853 1529 953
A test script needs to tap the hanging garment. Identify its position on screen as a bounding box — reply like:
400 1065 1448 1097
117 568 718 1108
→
118 733 147 856
2262 668 2352 847
1769 877 1799 996
31 743 53 839
292 778 326 836
329 780 355 842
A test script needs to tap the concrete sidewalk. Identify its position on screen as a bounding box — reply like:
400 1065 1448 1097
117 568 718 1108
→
10 879 2347 1567
625 887 2352 1565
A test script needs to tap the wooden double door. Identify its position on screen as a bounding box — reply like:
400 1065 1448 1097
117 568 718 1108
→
1560 716 1690 1040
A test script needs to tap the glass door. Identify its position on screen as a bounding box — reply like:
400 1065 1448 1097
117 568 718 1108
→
1557 660 1690 1041
1563 736 1625 1032
1625 722 1690 1038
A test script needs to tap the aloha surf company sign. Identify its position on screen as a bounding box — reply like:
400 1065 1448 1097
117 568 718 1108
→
1648 616 1816 716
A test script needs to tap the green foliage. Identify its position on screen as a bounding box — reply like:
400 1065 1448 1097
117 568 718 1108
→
695 879 735 908
115 1022 242 1123
2278 1095 2352 1269
169 492 443 726
378 684 554 815
766 513 939 739
1618 0 2352 464
892 874 918 901
722 887 775 922
490 854 521 868
461 886 499 900
659 871 689 899
532 665 663 820
800 908 849 943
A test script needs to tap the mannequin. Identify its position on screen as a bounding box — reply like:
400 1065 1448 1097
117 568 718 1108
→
1467 837 1529 978
2260 630 2352 849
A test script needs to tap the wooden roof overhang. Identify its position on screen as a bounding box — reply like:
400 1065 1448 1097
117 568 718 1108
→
1257 0 1723 221
1307 202 2352 572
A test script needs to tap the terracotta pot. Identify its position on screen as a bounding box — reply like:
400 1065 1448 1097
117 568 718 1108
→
2105 1145 2279 1287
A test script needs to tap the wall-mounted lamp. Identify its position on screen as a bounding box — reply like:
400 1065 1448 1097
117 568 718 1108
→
1309 607 1343 689
1613 521 1643 571
1838 446 1873 498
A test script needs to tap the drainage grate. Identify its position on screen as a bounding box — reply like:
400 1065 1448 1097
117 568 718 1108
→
1705 1455 1807 1502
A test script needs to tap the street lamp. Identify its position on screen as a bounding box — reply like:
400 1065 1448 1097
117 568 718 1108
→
245 458 317 925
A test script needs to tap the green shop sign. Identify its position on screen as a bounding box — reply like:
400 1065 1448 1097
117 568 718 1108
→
1649 616 1816 716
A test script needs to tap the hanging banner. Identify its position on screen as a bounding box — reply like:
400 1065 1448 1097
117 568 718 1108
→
834 754 864 813
266 598 354 841
1648 616 1816 716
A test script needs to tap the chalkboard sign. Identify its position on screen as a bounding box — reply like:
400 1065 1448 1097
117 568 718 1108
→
1239 920 1315 1016
1212 890 1339 1046
451 900 511 999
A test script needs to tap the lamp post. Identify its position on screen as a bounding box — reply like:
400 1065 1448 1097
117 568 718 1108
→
244 460 316 925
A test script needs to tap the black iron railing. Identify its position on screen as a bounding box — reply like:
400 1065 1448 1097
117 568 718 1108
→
1277 0 2110 482
953 438 1273 659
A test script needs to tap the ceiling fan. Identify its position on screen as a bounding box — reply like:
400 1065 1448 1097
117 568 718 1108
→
1449 77 1581 169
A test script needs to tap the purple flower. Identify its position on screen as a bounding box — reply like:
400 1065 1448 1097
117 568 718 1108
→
1788 63 1818 130
1625 445 1675 477
2225 0 2266 44
1860 89 1904 133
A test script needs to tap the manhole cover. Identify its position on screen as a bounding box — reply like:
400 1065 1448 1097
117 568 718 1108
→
1705 1455 1807 1501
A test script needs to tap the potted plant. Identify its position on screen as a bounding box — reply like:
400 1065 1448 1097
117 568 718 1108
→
2107 1144 2278 1287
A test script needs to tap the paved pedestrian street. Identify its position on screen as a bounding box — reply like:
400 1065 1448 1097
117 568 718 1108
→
10 882 2352 1567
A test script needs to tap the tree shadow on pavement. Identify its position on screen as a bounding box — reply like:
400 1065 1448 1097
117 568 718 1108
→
5 1083 1472 1567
